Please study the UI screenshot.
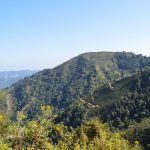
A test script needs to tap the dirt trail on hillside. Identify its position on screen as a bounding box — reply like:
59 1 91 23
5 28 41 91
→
6 94 12 115
80 99 99 108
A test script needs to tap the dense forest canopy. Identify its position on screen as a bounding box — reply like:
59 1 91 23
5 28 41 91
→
0 105 143 150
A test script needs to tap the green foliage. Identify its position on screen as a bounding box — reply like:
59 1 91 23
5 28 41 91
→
88 69 150 130
0 105 142 150
124 118 150 150
1 106 55 150
0 91 7 113
57 119 142 150
115 52 150 70
55 101 89 127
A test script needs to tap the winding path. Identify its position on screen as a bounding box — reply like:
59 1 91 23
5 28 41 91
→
6 94 12 114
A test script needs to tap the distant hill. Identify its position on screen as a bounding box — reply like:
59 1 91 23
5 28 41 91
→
3 51 150 119
0 70 38 89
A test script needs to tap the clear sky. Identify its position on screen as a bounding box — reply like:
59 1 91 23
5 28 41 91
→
0 0 150 70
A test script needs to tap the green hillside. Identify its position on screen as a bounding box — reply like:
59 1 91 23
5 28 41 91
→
92 75 135 108
90 69 150 131
4 51 150 119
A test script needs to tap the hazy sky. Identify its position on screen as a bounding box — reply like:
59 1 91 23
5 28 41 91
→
0 0 150 70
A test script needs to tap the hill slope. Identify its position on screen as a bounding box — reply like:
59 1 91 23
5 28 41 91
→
5 51 150 118
91 69 150 130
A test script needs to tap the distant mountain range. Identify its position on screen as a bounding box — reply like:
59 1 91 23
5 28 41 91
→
0 70 38 89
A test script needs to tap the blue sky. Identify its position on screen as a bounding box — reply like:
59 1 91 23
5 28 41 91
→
0 0 150 70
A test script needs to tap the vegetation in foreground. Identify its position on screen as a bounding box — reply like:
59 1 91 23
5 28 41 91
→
124 118 150 150
0 105 142 150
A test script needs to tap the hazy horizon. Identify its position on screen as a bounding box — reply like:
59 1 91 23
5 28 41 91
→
0 0 150 70
0 50 149 71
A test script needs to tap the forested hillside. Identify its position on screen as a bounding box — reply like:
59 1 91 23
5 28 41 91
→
55 68 150 149
92 69 150 130
5 52 150 119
